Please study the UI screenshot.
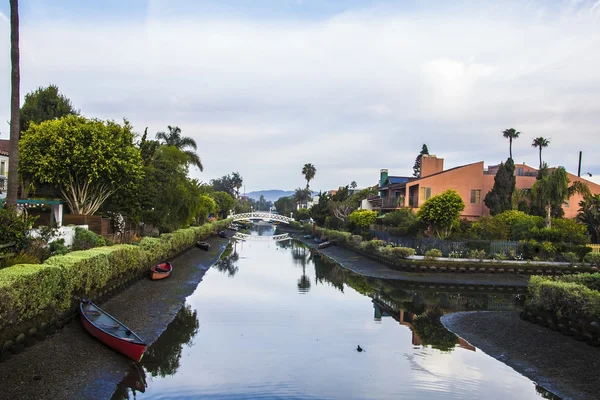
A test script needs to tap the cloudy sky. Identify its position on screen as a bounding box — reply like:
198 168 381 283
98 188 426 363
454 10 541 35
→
1 0 600 192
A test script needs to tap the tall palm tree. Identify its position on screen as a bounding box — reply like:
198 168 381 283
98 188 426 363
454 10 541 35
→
6 0 20 206
156 126 203 171
578 194 600 244
294 187 311 208
531 137 550 169
302 163 316 190
502 128 521 160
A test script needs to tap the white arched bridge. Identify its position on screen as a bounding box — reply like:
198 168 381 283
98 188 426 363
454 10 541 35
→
229 211 295 224
232 233 291 242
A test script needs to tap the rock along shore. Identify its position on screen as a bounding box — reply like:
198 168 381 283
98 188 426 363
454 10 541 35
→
0 237 228 400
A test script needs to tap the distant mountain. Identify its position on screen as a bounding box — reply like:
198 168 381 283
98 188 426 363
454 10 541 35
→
246 190 295 202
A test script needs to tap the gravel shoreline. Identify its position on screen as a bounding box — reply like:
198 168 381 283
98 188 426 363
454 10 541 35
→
0 237 229 400
441 311 600 400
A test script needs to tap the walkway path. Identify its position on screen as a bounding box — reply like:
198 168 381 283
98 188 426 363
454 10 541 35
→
295 236 529 287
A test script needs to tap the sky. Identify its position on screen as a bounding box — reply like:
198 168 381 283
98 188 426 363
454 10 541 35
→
1 0 600 192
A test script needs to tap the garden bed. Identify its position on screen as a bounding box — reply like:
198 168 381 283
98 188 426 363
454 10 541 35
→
0 219 230 358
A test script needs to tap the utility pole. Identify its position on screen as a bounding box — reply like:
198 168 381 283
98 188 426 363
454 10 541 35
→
578 151 582 177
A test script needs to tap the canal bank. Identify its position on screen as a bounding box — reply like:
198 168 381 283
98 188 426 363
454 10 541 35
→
0 237 229 400
442 311 600 400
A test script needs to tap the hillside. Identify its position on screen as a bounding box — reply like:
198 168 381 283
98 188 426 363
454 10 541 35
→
246 190 295 202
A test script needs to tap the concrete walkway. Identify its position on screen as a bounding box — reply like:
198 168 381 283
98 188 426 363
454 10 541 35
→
296 237 529 287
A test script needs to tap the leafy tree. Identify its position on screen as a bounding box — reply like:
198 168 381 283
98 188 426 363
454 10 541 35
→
6 0 20 207
331 186 350 202
484 158 516 216
19 115 143 215
295 208 311 221
412 144 429 177
294 187 312 207
210 172 243 198
530 167 590 228
20 85 78 133
231 171 243 197
382 209 418 236
212 191 235 218
350 181 357 189
532 137 550 169
274 196 295 217
577 194 600 244
309 192 331 226
139 127 160 166
302 163 317 190
502 128 521 160
348 209 377 229
0 206 36 252
156 125 203 171
417 189 465 239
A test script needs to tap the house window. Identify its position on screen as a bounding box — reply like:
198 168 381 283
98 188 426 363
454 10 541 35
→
470 189 481 204
420 187 431 201
0 161 5 176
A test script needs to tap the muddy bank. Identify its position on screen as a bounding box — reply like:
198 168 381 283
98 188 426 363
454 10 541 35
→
294 236 529 287
0 237 229 400
442 311 600 400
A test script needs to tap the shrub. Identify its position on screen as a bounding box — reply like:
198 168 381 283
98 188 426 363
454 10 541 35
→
424 249 442 260
49 239 69 257
72 228 106 251
561 252 579 264
348 210 377 229
289 221 303 230
493 252 508 261
0 251 40 270
0 207 38 252
527 276 600 320
387 247 416 260
468 249 487 260
359 239 385 252
557 273 600 292
584 252 600 266
349 235 363 247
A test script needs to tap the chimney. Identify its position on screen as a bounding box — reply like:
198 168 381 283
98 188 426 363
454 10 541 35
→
420 155 444 178
380 169 388 187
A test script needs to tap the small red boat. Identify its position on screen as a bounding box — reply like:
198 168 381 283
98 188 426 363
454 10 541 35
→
150 262 172 280
80 300 147 362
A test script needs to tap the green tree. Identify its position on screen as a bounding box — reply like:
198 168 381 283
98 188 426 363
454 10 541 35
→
531 167 590 228
382 209 418 236
295 208 311 221
19 115 143 215
348 209 377 229
20 85 78 133
484 158 516 215
417 189 465 239
274 196 295 217
231 171 243 197
502 128 521 160
578 194 600 244
294 187 312 207
309 192 330 226
302 163 317 190
531 137 550 169
0 206 36 252
6 0 20 207
156 126 203 171
139 127 160 166
412 144 429 177
210 172 243 198
212 191 235 219
350 181 357 189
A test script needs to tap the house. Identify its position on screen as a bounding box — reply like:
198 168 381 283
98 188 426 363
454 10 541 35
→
0 139 9 199
366 154 600 220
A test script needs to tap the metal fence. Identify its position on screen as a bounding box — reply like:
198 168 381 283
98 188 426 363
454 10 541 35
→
368 230 518 257
589 244 600 253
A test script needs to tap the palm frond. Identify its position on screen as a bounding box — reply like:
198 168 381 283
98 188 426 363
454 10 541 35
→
185 150 204 171
179 137 198 151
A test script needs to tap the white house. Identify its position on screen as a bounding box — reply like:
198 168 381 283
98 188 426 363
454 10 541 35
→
0 139 9 200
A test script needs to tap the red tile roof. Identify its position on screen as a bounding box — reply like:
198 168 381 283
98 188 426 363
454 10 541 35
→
0 139 9 156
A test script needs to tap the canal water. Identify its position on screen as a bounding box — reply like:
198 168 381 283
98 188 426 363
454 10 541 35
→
112 226 555 400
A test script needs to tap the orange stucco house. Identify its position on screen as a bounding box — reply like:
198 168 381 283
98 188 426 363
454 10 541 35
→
366 155 600 220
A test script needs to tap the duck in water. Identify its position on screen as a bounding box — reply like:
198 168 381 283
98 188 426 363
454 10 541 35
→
357 345 363 352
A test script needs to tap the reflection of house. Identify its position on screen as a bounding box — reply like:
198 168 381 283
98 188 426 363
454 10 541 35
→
0 139 9 199
365 154 600 220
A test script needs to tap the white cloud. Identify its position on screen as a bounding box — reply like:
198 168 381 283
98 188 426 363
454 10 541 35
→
1 1 599 191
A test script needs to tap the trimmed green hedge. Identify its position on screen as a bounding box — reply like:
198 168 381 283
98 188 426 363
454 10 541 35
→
0 219 230 336
556 273 600 292
528 276 600 321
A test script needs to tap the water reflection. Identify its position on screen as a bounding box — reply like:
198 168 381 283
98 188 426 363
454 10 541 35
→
141 304 199 378
111 363 147 400
214 242 240 277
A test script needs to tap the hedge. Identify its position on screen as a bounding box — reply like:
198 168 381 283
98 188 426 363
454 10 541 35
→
0 219 230 342
556 273 600 292
527 276 600 321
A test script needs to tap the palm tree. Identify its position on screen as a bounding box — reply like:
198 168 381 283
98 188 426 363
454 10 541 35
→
302 163 316 190
294 187 311 208
6 0 20 206
578 194 600 244
156 126 203 171
531 137 550 169
502 128 521 160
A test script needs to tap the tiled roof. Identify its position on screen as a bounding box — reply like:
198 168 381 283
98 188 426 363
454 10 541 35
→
0 139 9 156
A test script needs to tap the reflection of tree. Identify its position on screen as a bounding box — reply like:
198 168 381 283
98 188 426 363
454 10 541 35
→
313 257 345 292
215 242 239 277
412 308 457 352
141 305 200 378
297 264 311 293
535 385 561 400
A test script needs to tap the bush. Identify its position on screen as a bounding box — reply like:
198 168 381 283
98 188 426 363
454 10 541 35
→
584 252 600 266
72 228 106 251
557 273 600 292
0 251 40 270
468 249 487 260
561 252 579 264
0 207 38 252
49 239 69 257
359 239 385 252
289 221 303 230
424 249 442 260
0 219 230 336
387 247 416 260
349 235 363 247
527 276 600 320
348 210 377 229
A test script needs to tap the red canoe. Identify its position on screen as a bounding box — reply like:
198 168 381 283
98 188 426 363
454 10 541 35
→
80 301 147 362
150 262 172 280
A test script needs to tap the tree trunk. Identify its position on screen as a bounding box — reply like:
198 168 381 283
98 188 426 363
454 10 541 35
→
509 138 512 160
545 203 552 229
6 0 20 206
539 148 542 169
